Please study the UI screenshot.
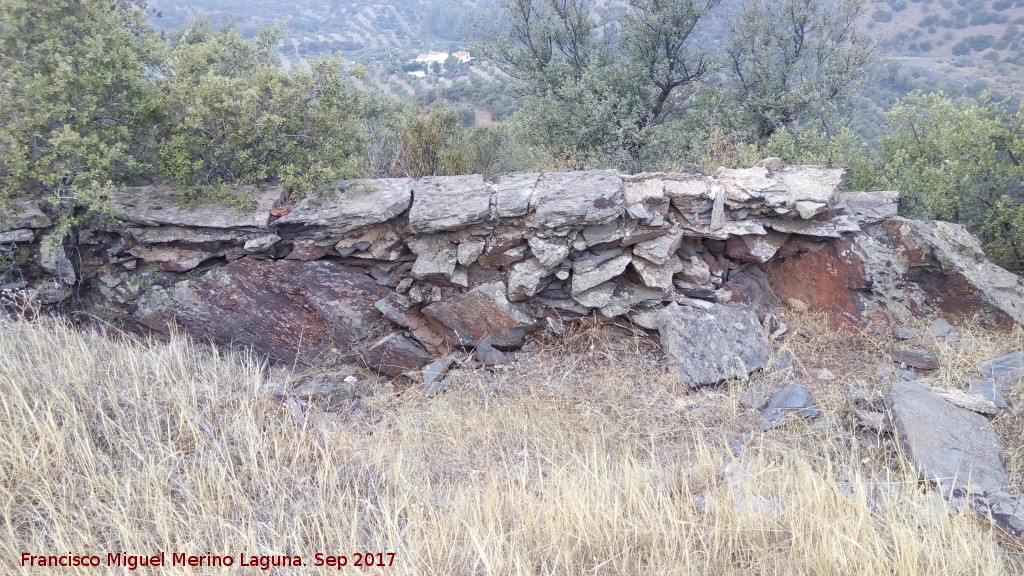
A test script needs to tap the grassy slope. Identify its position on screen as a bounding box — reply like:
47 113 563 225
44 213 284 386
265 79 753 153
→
1 311 1022 574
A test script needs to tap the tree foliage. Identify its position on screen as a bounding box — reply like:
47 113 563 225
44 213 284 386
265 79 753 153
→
394 106 469 177
724 0 881 144
880 91 1024 268
0 0 162 209
475 0 720 172
157 22 366 199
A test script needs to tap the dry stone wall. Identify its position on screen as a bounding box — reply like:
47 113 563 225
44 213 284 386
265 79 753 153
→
2 163 1023 384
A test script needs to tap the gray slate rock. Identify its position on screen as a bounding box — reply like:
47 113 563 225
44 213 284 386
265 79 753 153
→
632 229 683 265
652 302 770 387
531 170 623 228
527 236 570 267
977 351 1023 385
39 233 76 284
840 190 899 223
632 255 683 290
571 251 632 294
243 234 281 252
456 238 486 266
571 281 617 308
409 175 491 233
978 491 1024 536
409 235 457 281
0 198 51 231
760 382 821 428
508 258 553 301
894 326 920 340
113 185 285 229
421 355 457 385
969 379 1009 409
887 381 1008 495
276 179 412 235
476 340 509 366
493 173 539 218
597 281 665 317
929 317 958 340
764 215 861 238
581 223 627 245
0 229 34 243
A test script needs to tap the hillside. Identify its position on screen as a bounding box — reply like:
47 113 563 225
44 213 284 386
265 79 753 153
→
149 0 1024 103
866 0 1024 97
149 0 480 58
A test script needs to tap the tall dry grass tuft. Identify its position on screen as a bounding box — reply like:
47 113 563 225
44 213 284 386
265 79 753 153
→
0 314 1021 574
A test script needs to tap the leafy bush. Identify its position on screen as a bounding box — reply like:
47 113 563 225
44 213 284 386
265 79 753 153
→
157 23 366 199
881 91 1024 269
393 106 469 177
0 0 162 221
951 34 996 55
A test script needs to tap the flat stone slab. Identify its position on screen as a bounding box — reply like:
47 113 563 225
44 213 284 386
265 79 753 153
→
841 191 899 223
0 198 51 231
892 349 940 370
887 381 1008 495
978 351 1023 385
531 170 623 227
571 252 632 294
769 165 845 214
493 173 540 218
275 178 413 234
112 185 286 230
409 175 492 233
760 382 821 428
649 302 770 387
0 229 34 243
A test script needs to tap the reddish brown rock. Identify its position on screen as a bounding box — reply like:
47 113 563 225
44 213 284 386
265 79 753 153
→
764 218 1024 328
135 258 387 362
892 349 940 371
725 232 790 263
285 240 330 261
422 281 539 348
361 333 433 377
762 237 867 327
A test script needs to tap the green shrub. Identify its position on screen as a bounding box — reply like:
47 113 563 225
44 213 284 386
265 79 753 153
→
881 91 1024 270
157 23 366 199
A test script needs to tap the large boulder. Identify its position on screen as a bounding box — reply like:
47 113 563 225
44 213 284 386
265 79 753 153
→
135 258 387 362
765 217 1024 327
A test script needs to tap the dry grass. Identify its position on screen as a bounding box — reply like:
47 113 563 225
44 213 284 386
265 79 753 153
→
1 312 1022 575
